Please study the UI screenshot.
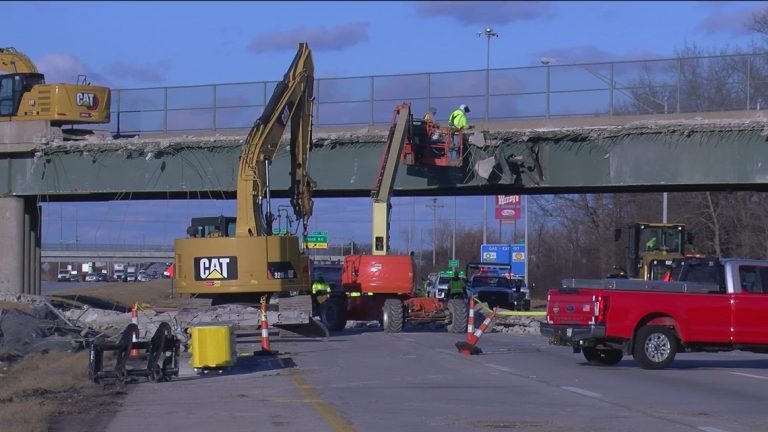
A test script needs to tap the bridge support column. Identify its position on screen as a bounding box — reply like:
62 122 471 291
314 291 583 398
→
0 197 40 295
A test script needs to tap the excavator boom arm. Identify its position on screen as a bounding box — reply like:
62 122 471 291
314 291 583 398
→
235 43 315 237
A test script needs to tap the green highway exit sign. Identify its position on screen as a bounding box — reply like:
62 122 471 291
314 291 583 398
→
304 231 328 249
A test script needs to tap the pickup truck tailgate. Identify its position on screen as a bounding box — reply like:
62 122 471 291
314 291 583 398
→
546 289 600 325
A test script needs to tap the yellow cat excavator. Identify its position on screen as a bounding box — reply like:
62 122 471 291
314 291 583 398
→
173 43 324 336
0 47 110 129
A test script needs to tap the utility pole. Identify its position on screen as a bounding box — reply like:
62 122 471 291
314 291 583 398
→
409 197 415 253
452 196 457 261
483 196 487 244
426 198 443 268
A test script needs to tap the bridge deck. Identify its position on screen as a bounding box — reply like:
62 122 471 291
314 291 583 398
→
3 111 768 200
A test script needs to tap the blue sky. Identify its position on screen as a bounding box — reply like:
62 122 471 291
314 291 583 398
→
14 1 767 252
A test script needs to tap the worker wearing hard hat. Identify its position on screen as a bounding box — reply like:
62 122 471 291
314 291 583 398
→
448 104 474 160
423 106 437 124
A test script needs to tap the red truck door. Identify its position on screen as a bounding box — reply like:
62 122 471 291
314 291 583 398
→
732 264 768 344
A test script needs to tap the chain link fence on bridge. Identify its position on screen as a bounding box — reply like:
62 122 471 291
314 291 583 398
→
106 53 768 135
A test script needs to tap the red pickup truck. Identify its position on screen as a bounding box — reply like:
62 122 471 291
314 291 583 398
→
540 258 768 369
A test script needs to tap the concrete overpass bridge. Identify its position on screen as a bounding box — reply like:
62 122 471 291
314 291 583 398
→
41 243 174 264
4 52 768 295
4 110 768 296
40 243 345 266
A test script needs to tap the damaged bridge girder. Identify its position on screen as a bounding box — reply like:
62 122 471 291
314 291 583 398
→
4 118 768 201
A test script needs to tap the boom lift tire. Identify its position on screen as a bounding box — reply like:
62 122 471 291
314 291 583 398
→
382 298 404 333
446 298 468 334
582 347 623 365
320 296 347 331
633 325 678 370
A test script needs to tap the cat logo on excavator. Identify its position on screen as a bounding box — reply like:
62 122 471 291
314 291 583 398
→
76 92 99 110
194 256 238 281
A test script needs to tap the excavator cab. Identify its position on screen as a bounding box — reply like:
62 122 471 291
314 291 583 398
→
0 47 111 127
0 73 44 116
186 216 236 238
401 117 465 168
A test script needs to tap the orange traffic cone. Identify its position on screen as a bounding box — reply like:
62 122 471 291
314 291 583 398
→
255 296 276 356
130 302 140 358
456 304 496 356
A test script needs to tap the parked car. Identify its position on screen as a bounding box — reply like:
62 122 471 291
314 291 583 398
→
97 273 110 282
467 274 530 310
464 262 531 311
137 272 150 282
84 273 99 282
57 270 71 282
69 272 80 282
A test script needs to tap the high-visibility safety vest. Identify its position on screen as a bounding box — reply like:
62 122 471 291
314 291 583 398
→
448 109 467 130
312 281 330 294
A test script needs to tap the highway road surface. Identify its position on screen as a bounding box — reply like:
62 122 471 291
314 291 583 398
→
103 326 768 432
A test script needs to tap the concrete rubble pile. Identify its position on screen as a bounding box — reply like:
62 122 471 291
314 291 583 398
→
0 290 545 362
490 316 543 336
0 294 103 361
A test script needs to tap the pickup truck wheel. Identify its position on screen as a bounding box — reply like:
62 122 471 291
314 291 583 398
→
583 347 623 365
634 326 677 370
446 298 468 333
320 297 347 331
382 298 404 333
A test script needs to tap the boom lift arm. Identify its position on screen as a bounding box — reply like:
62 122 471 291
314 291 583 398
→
236 43 316 238
372 103 411 255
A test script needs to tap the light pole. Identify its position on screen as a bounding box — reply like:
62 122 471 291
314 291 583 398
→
478 28 498 243
540 57 555 119
477 27 498 123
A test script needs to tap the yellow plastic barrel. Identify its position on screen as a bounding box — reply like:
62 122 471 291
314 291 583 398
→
188 325 236 369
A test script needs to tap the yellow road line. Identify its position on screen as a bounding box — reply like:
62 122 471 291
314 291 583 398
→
291 372 357 432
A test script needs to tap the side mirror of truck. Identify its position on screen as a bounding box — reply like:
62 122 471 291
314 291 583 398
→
686 232 694 244
614 228 622 242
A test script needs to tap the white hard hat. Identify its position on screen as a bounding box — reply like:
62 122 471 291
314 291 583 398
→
460 104 470 113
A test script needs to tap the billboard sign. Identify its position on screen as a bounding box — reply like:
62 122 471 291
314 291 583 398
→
495 195 521 221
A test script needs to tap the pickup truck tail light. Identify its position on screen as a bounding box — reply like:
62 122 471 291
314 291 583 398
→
595 295 608 324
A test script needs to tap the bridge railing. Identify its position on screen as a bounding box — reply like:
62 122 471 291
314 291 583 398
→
106 52 768 135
